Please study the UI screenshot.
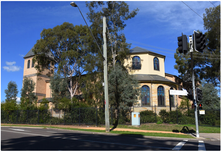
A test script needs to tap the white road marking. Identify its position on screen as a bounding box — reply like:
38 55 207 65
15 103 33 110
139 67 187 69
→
46 131 56 133
172 140 188 150
198 140 206 151
1 130 49 137
1 129 171 149
10 128 25 131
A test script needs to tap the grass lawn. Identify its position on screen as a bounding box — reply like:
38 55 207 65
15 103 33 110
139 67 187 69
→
99 123 220 133
1 124 194 138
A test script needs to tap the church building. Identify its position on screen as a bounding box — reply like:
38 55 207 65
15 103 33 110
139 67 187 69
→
23 46 184 113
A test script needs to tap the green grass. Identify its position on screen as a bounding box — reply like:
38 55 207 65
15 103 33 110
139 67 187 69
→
1 124 194 138
99 123 220 133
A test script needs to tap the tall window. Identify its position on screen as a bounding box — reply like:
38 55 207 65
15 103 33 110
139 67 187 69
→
169 87 175 107
32 59 35 67
158 86 165 106
27 60 30 68
141 85 150 106
154 57 159 70
132 56 141 69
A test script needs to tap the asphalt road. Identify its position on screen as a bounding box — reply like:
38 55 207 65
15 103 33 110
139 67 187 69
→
1 126 220 150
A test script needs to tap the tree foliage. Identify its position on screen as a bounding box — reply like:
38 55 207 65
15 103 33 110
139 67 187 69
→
33 22 91 101
49 72 69 108
174 5 220 87
199 81 220 110
108 64 140 109
5 81 18 102
82 1 139 108
86 1 139 67
20 77 38 110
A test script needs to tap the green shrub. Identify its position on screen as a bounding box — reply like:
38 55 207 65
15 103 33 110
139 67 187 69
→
159 110 169 123
140 110 157 123
178 116 195 125
169 110 182 124
157 121 163 124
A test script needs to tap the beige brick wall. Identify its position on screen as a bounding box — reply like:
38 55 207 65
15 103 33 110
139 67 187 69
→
46 82 51 98
23 57 37 76
124 53 165 77
136 82 178 109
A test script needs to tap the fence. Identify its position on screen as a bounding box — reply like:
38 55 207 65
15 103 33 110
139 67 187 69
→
1 106 220 127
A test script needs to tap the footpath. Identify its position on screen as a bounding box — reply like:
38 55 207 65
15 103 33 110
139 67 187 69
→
2 124 220 141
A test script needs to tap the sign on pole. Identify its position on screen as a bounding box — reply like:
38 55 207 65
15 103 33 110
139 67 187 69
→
169 90 188 96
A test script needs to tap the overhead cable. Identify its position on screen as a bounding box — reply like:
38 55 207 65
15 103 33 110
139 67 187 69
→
181 1 203 19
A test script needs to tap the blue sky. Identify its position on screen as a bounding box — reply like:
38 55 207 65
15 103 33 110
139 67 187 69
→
1 1 220 103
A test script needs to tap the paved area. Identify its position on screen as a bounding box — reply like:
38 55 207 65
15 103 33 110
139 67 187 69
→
2 124 220 141
199 133 220 141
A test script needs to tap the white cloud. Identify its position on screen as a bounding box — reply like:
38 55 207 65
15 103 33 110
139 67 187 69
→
19 54 24 57
6 61 16 66
16 97 21 104
128 1 215 33
3 61 21 72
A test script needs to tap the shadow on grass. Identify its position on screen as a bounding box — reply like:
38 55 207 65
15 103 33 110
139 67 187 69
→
172 126 196 136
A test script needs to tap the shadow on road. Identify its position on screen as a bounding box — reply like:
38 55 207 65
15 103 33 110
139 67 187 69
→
1 128 220 150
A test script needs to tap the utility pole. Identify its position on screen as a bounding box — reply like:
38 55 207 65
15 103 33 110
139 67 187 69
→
103 16 110 132
189 35 199 138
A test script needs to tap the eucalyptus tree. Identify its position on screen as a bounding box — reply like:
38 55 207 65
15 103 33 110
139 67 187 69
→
82 1 139 108
86 1 139 67
32 22 91 101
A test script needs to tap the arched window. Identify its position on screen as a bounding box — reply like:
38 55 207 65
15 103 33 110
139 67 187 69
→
154 57 159 70
169 87 175 108
32 59 35 68
116 60 121 65
132 56 141 69
141 85 150 106
158 86 165 106
27 60 30 68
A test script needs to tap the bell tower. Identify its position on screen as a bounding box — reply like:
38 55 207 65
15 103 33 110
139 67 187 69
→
23 47 51 102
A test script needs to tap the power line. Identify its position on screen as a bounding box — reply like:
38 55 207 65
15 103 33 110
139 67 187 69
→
181 1 203 19
209 1 216 7
128 39 175 52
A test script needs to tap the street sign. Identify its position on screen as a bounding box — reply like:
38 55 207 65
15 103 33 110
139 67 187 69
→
199 110 205 115
170 90 188 96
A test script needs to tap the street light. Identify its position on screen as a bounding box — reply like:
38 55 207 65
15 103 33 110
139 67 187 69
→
70 2 110 132
70 2 104 60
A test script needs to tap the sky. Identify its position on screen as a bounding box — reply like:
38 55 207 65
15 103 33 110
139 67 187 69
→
1 1 220 103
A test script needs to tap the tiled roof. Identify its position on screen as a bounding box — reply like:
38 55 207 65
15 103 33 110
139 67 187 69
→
24 47 35 58
129 46 165 58
133 74 176 83
24 47 54 60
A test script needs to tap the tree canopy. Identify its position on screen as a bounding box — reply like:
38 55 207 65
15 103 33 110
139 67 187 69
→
81 1 140 109
174 5 220 87
20 77 38 109
86 1 139 67
33 22 91 101
199 81 220 110
5 81 18 102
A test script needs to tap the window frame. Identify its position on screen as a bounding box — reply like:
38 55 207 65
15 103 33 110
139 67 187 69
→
32 59 35 68
27 60 30 69
154 57 160 71
141 85 150 106
157 86 165 106
132 56 141 69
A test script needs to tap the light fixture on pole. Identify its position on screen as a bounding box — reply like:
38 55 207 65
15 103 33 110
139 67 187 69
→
70 2 104 60
70 2 110 132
